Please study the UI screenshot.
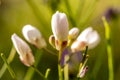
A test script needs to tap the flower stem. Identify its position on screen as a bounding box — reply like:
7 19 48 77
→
64 64 69 80
0 46 16 78
58 46 63 80
43 47 57 56
24 50 43 80
31 65 47 80
82 46 88 63
0 53 17 80
102 16 114 80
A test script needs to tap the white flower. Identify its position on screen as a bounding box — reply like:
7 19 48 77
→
11 33 35 66
22 25 46 49
69 27 80 39
71 27 100 52
51 11 69 41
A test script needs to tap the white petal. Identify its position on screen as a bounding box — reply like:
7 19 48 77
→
87 31 100 49
77 27 93 42
71 40 87 52
51 11 69 41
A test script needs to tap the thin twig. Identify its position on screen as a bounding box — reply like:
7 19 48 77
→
31 65 47 80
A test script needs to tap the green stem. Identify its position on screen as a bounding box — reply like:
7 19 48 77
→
43 47 57 56
0 46 16 78
0 53 17 80
81 46 88 64
24 50 43 80
102 17 114 80
77 46 88 78
31 65 47 80
64 64 69 80
58 47 63 80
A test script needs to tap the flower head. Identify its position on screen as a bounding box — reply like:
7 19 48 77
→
22 25 46 49
51 11 69 41
71 27 100 52
11 33 35 66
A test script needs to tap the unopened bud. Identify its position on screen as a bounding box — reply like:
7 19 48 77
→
51 11 69 50
22 25 47 49
69 27 80 39
11 33 35 66
51 11 69 42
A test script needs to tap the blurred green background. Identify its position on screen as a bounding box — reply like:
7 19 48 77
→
0 0 120 80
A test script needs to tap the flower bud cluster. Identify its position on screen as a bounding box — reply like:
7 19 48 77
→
50 11 100 52
11 25 46 66
50 11 100 78
11 10 100 78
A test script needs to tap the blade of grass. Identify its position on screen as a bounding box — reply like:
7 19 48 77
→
63 0 77 26
25 0 50 37
76 0 86 20
0 53 17 80
0 46 16 78
26 0 47 27
45 68 51 79
102 16 114 80
78 0 98 27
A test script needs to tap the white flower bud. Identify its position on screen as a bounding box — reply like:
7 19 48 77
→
11 33 35 66
22 25 47 49
71 27 100 52
69 27 80 39
51 11 69 41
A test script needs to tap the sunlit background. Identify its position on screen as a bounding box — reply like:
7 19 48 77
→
0 0 120 80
